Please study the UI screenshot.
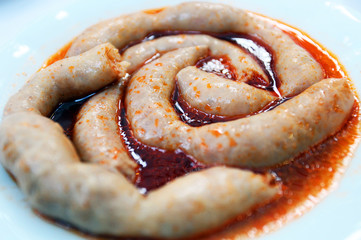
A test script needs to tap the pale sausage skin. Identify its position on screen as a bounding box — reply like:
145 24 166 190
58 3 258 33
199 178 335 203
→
177 66 276 116
123 34 277 116
126 46 208 149
125 46 354 167
0 43 280 238
123 34 268 81
67 2 323 96
73 84 138 180
181 78 354 166
4 43 127 117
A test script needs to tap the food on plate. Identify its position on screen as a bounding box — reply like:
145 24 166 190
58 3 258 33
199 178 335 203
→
0 2 359 239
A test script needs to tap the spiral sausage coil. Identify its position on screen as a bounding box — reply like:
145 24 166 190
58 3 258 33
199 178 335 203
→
0 2 354 239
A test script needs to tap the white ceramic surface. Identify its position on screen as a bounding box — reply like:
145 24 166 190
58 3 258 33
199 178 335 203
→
0 0 361 239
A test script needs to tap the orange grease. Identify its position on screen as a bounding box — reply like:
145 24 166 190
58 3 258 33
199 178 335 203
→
41 41 73 69
143 7 165 15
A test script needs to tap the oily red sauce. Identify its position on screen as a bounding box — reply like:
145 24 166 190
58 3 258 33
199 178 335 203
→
46 14 361 240
142 7 165 15
41 41 73 69
50 93 95 137
118 100 206 191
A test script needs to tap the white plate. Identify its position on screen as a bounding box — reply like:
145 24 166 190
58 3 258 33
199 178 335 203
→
0 0 361 239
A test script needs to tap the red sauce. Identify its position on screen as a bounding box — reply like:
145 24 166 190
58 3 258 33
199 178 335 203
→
118 100 206 192
142 7 165 15
50 93 95 137
45 12 361 240
41 41 73 69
